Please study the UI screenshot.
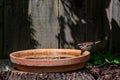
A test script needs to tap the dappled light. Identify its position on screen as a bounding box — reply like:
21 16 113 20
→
0 0 120 80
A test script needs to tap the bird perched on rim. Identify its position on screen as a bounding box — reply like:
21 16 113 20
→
77 41 101 54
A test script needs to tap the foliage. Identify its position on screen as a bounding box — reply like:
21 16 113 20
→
87 51 120 66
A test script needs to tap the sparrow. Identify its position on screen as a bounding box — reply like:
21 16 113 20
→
77 41 101 54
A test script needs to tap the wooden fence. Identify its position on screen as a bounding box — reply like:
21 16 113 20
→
0 0 120 58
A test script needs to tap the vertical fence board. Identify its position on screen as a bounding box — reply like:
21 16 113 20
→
59 0 88 48
0 0 37 58
58 0 74 48
112 0 120 26
29 0 59 48
112 0 120 52
0 0 3 57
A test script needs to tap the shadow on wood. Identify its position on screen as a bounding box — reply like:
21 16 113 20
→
0 0 39 58
57 0 111 52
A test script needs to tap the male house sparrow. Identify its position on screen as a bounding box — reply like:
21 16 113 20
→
77 41 101 54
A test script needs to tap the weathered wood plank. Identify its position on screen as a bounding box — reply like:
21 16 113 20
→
3 0 30 56
5 70 95 80
29 0 59 48
58 0 86 48
0 0 3 58
112 0 120 26
0 0 38 58
112 0 120 52
0 59 95 80
0 59 14 71
0 0 5 58
0 0 120 58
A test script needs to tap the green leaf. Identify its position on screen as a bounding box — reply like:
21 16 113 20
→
105 58 112 63
113 59 120 64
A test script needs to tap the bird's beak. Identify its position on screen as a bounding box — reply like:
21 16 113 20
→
95 41 101 44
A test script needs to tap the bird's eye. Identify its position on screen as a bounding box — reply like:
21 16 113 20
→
86 45 89 47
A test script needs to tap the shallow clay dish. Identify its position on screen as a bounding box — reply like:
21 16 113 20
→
10 49 90 72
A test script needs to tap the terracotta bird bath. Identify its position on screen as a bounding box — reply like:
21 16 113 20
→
10 49 90 72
